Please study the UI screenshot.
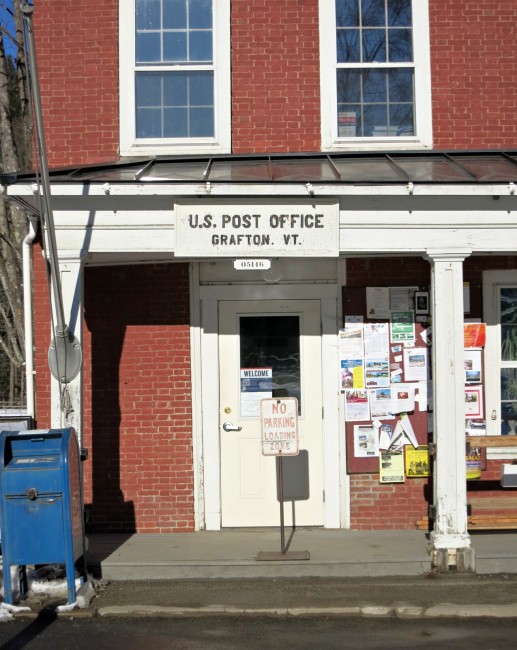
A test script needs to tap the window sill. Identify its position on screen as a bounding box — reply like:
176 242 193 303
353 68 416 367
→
120 141 231 157
322 139 433 153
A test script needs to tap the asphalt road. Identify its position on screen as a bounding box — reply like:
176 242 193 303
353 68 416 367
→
1 615 517 649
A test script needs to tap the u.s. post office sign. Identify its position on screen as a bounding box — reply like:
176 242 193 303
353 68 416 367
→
174 200 339 257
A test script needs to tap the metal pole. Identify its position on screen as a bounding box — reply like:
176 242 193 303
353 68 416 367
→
279 455 285 554
21 3 82 384
21 3 66 337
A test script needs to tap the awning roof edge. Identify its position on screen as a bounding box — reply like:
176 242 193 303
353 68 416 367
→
2 149 517 187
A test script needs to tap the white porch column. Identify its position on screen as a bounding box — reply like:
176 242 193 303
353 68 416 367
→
50 254 85 444
427 249 475 572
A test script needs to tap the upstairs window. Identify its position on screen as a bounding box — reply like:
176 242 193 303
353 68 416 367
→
120 0 230 156
320 0 432 150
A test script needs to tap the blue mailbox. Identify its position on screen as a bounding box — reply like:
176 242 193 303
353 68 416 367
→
0 428 86 605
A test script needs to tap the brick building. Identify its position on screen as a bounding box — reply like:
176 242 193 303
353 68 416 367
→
2 0 517 570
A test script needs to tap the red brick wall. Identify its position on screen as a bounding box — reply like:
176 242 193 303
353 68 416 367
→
231 0 321 153
34 0 119 166
32 1 517 164
82 263 194 532
350 475 431 530
429 0 517 149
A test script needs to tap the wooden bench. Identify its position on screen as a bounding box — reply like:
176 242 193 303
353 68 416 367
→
416 510 517 531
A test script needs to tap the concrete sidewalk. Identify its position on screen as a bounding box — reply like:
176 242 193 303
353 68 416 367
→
86 529 517 580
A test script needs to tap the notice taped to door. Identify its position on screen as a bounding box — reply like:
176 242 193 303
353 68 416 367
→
260 397 299 456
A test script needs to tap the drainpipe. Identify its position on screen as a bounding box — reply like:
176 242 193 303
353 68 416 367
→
23 215 38 421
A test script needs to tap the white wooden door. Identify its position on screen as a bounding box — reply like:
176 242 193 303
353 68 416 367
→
218 300 324 527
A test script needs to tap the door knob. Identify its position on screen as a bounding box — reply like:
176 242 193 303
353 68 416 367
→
223 421 242 432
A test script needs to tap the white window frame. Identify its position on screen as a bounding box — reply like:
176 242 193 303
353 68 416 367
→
483 270 517 459
119 0 231 156
319 0 432 151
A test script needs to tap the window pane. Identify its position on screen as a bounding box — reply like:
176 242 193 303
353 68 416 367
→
363 69 387 102
136 71 214 138
389 104 414 135
136 107 162 137
388 0 411 26
136 73 163 106
189 71 214 105
163 74 188 105
501 289 517 362
240 316 301 415
189 0 212 29
362 29 386 62
189 30 213 61
334 0 417 140
136 0 213 64
337 69 361 102
190 107 214 136
501 369 517 435
136 0 161 30
164 0 187 29
388 28 412 62
163 107 188 137
363 104 389 136
336 0 360 26
337 29 360 62
163 31 187 62
362 0 386 26
388 68 414 102
136 32 161 63
337 69 413 137
338 107 361 136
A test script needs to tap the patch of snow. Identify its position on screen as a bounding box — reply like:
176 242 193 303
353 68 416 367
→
1 559 99 610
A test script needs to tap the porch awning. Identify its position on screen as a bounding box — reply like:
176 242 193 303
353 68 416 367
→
2 149 517 186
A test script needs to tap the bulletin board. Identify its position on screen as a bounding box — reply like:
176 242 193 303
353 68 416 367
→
342 286 431 474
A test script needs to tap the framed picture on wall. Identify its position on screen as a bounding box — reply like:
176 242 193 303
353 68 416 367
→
415 291 429 315
464 349 482 384
465 386 484 418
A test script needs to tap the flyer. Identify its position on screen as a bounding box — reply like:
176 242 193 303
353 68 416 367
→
405 446 430 478
369 388 394 419
366 287 390 319
365 359 390 388
364 322 390 360
339 325 364 359
464 323 486 348
379 423 394 450
390 287 414 312
345 389 370 421
391 383 416 413
403 347 428 382
341 359 364 390
240 368 272 417
390 311 416 342
353 424 379 458
379 450 405 483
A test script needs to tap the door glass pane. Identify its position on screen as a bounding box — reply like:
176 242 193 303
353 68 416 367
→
501 288 517 361
500 288 517 435
240 316 301 415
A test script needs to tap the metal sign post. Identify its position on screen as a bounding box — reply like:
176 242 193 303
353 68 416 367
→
256 398 310 561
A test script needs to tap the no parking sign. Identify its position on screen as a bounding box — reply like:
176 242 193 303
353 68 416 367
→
260 397 299 456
